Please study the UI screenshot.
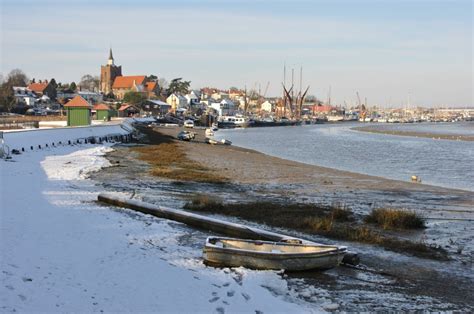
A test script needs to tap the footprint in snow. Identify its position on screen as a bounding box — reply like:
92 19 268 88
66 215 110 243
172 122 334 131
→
216 307 225 314
227 290 235 297
241 293 251 301
209 296 220 303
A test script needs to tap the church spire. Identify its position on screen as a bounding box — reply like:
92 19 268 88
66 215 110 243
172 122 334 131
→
107 48 114 65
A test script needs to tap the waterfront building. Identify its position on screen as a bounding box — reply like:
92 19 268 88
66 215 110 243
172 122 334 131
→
92 103 112 121
166 93 188 111
64 95 92 126
144 99 171 116
185 90 201 105
261 100 273 112
118 104 140 117
210 98 236 116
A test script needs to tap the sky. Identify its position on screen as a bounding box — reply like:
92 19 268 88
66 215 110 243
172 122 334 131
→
1 0 472 107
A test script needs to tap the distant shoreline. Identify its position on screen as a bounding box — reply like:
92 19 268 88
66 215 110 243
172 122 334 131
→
352 125 474 141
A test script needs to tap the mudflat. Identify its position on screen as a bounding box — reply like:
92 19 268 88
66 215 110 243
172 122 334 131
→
147 125 474 211
353 125 474 141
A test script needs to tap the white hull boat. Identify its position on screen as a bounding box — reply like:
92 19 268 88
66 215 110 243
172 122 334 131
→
203 237 347 271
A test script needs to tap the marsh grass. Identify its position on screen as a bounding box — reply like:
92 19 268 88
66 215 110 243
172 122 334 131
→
132 143 226 183
365 208 425 230
184 195 447 260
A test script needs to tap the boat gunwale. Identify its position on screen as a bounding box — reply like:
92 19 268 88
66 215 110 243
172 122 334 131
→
204 237 347 259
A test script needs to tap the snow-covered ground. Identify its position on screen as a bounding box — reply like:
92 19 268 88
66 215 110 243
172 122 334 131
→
0 126 318 312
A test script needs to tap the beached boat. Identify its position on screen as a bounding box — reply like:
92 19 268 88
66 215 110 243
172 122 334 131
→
205 138 218 145
205 128 214 137
203 237 347 271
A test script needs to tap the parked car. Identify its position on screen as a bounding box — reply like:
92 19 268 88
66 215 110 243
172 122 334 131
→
177 130 195 141
184 119 195 128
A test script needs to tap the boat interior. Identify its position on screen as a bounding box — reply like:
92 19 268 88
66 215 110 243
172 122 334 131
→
209 238 342 254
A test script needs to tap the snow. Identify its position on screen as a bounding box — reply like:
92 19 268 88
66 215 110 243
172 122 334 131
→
0 125 317 312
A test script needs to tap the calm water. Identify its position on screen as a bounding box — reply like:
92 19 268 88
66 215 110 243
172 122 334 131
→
215 122 474 191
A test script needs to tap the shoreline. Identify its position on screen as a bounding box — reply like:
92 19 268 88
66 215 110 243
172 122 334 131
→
352 125 474 142
146 125 474 197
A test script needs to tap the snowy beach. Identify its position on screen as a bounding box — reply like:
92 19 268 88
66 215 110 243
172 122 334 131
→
2 124 474 312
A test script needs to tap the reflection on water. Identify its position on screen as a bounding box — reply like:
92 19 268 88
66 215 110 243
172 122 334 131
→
215 123 474 191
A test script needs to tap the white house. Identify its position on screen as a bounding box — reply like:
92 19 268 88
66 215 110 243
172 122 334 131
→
13 87 37 106
185 90 201 105
210 98 236 116
166 93 187 111
261 100 273 112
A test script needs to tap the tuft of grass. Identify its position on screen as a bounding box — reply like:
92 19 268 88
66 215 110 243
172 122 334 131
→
365 208 425 230
329 203 353 222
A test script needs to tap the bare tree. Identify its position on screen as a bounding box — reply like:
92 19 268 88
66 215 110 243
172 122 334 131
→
0 69 29 112
7 69 29 87
79 74 100 92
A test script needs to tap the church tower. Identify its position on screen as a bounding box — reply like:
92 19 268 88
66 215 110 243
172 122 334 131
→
100 48 122 95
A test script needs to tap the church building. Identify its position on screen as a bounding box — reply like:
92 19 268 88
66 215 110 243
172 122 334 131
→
100 49 159 99
100 49 122 95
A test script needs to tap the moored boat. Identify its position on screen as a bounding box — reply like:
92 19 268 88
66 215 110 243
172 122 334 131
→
203 237 347 271
217 115 250 128
326 115 345 122
250 117 301 127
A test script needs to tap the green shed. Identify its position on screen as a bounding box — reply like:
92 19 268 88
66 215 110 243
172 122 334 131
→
64 95 92 126
93 103 112 121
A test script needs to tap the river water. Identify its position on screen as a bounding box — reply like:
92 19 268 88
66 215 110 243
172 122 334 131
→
215 122 474 191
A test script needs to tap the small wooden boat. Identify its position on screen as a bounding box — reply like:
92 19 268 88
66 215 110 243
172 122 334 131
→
203 237 347 271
